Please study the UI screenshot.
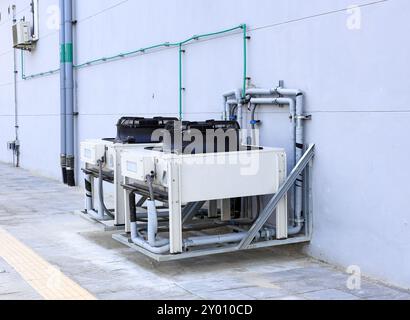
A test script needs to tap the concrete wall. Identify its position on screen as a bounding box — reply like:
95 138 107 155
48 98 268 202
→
1 0 409 288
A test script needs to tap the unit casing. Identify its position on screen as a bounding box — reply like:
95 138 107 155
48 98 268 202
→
121 146 289 255
12 21 33 50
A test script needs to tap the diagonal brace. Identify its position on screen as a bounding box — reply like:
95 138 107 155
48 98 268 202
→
238 144 315 249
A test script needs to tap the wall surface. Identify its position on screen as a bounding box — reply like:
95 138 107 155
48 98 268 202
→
0 0 409 288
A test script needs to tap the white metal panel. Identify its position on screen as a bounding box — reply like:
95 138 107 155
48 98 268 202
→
168 159 183 254
80 140 108 165
177 149 286 203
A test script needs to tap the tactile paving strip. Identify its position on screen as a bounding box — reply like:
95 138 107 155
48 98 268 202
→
0 227 96 300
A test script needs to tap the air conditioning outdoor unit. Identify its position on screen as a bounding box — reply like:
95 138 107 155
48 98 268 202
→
12 21 34 50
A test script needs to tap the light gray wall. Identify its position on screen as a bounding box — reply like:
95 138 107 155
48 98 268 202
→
0 0 409 288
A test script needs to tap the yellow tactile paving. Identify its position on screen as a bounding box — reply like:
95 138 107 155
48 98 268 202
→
0 227 96 300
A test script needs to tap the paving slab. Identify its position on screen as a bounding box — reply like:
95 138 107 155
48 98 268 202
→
0 162 408 300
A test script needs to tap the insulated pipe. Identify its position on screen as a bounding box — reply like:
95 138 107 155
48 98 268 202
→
222 91 236 121
130 197 170 254
146 176 169 247
64 0 75 186
97 161 114 220
59 0 67 183
130 223 170 254
129 227 276 255
226 99 238 121
147 200 168 247
184 232 247 248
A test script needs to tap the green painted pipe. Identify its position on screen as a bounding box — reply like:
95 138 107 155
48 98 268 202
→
20 24 248 119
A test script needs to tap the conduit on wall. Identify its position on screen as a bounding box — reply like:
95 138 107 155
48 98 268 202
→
20 24 248 120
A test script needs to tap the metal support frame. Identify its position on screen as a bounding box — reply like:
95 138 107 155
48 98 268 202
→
168 159 183 254
113 148 125 226
238 144 315 249
113 145 315 262
182 201 206 225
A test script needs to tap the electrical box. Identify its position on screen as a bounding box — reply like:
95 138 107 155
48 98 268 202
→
80 140 107 166
123 155 156 182
7 141 17 151
12 21 34 50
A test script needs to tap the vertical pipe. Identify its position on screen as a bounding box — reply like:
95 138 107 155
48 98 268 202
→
147 200 158 247
31 0 40 41
242 24 247 98
235 89 244 143
12 6 20 168
178 44 183 120
59 0 67 183
294 93 305 229
64 0 75 186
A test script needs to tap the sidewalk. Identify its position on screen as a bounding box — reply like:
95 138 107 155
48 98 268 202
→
0 162 408 300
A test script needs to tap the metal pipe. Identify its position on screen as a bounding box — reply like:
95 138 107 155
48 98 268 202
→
12 6 20 168
59 0 67 183
147 200 168 247
250 97 296 164
293 93 305 233
235 89 244 143
248 92 306 234
184 232 247 248
130 223 170 254
64 0 75 186
222 91 236 120
146 176 169 247
31 0 40 41
246 87 303 97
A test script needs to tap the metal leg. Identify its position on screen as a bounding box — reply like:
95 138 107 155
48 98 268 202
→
221 199 231 221
276 152 288 239
85 173 94 212
208 200 218 218
168 160 183 254
303 159 314 239
114 149 125 226
124 177 132 233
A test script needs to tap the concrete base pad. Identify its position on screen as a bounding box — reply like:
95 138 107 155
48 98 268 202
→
74 210 124 232
112 232 310 262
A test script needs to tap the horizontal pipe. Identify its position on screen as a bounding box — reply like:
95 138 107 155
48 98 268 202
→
22 24 246 80
226 99 238 105
184 232 247 248
246 87 302 97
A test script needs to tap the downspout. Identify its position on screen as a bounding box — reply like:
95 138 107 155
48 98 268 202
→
12 5 20 168
292 92 306 234
31 0 39 41
59 0 67 183
64 0 75 186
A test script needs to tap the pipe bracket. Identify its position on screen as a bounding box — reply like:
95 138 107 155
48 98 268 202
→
295 114 312 121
